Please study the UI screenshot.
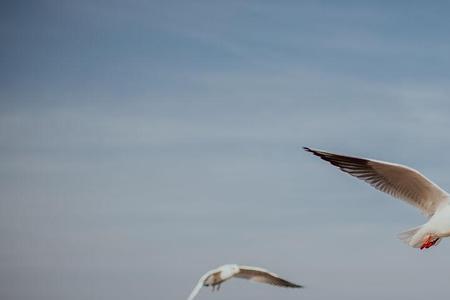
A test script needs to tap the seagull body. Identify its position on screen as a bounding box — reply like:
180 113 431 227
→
187 264 302 300
304 147 450 250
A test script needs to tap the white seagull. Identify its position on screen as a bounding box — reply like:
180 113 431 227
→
187 264 302 300
304 147 450 250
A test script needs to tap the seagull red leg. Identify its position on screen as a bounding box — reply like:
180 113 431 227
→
420 235 439 250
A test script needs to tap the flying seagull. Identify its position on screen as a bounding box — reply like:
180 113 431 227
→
304 147 450 250
187 264 302 300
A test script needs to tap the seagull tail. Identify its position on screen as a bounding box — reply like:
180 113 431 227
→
398 226 422 248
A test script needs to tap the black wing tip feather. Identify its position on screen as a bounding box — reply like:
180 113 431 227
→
303 146 323 157
289 283 304 288
274 276 304 288
303 147 369 165
303 146 333 160
276 280 303 288
303 146 327 156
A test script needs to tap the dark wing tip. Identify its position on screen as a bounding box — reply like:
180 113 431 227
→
303 146 324 157
303 146 321 157
277 278 304 288
289 283 304 288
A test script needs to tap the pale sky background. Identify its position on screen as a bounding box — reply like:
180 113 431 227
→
2 1 450 300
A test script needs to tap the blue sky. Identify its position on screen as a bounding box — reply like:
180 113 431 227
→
2 1 450 300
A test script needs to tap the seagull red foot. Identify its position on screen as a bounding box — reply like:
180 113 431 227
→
420 235 439 250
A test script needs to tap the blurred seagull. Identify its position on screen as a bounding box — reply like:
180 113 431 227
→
304 147 450 250
187 264 302 300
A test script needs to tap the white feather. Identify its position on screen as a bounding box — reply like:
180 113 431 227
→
187 269 216 300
